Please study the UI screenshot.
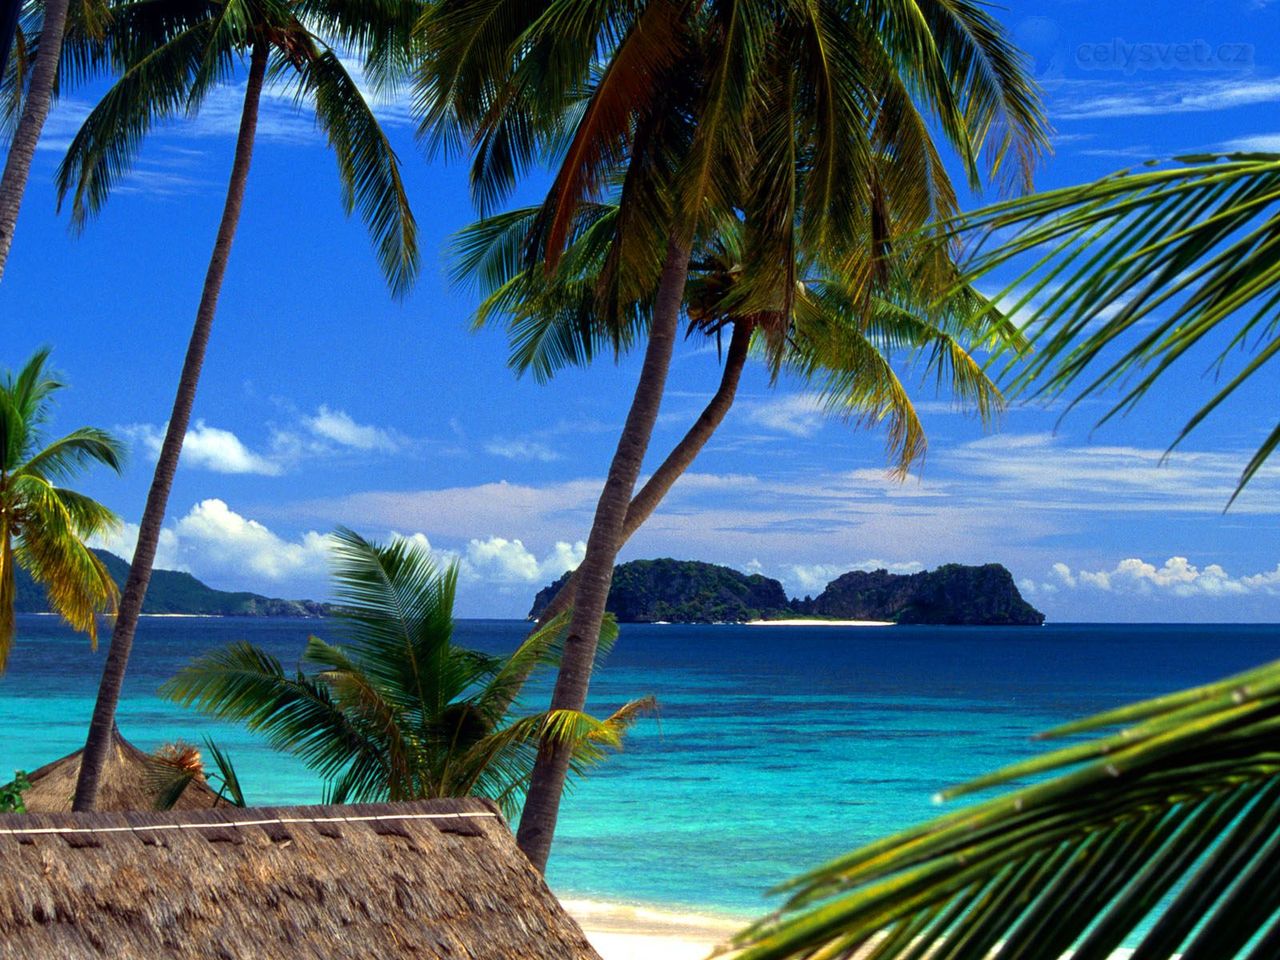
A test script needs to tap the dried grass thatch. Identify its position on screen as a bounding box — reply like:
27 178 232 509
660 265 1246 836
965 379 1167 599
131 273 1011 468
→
0 797 601 959
23 729 226 813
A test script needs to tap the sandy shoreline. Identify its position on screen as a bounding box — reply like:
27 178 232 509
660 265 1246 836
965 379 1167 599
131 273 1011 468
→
566 899 1145 959
747 618 893 627
566 899 745 960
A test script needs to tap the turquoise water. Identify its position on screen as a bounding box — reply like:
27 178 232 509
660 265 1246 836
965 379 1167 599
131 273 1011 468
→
3 615 1279 919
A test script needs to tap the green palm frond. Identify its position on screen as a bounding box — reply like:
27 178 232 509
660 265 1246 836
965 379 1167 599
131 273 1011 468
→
18 426 125 481
731 657 1280 960
303 46 419 297
956 152 1280 505
165 529 650 808
54 16 214 227
0 351 121 672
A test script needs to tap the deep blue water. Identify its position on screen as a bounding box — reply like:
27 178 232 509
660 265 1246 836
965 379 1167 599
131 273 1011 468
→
3 616 1278 918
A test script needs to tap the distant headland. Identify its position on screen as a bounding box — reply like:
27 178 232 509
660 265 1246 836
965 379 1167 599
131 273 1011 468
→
529 558 1045 626
15 550 331 618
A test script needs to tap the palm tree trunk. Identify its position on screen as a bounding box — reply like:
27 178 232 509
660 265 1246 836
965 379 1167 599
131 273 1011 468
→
530 319 753 626
71 42 269 812
490 320 751 719
0 0 69 280
516 234 692 872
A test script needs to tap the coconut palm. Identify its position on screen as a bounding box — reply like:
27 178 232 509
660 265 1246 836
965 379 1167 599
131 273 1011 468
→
423 0 1049 871
0 348 123 672
951 152 1280 506
729 657 1280 960
454 204 1017 632
0 0 83 280
162 527 651 816
69 0 420 812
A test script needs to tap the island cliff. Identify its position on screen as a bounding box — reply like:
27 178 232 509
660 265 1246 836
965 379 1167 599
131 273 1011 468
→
529 558 1044 625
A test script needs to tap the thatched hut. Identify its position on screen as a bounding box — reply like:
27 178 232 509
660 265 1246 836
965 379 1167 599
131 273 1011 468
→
22 729 226 813
0 797 601 959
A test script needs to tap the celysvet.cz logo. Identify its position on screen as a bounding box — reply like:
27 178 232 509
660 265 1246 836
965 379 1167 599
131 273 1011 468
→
1076 39 1254 73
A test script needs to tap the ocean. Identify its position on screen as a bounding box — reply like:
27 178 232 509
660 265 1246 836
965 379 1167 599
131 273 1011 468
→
3 615 1278 922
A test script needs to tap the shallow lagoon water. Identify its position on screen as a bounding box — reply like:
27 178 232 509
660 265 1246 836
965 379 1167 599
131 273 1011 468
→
3 615 1278 918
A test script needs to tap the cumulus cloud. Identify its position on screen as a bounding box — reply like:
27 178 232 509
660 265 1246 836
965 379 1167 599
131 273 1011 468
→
173 499 334 581
303 405 402 452
485 439 562 462
1026 557 1280 599
463 537 586 584
128 406 408 476
90 499 331 584
126 421 282 475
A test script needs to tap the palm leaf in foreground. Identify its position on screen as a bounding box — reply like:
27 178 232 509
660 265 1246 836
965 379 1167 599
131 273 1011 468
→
956 152 1280 504
730 657 1280 960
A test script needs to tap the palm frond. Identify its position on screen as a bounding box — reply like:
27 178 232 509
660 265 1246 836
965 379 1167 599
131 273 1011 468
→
958 153 1280 504
302 46 419 297
731 656 1280 960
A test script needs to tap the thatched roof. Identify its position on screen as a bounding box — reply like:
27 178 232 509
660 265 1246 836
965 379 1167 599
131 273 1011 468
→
0 797 601 959
23 729 226 813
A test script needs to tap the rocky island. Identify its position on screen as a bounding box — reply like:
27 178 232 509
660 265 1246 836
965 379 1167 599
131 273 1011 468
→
16 550 330 618
529 558 1044 626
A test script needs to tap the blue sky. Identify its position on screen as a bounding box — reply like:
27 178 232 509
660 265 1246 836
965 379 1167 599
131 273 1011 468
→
5 0 1280 621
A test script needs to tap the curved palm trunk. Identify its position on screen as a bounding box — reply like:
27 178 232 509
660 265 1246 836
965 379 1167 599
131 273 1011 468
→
516 235 692 872
71 42 269 812
0 0 69 280
531 319 753 628
489 321 752 720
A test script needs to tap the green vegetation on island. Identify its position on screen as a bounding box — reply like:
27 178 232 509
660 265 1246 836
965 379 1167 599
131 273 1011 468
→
529 558 1044 626
15 549 330 619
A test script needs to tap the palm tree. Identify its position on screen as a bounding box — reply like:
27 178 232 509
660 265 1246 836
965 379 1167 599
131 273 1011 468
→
0 348 123 672
951 152 1280 506
0 0 90 279
0 0 117 276
424 0 1049 872
162 528 652 816
729 657 1280 959
454 205 1017 633
69 0 420 812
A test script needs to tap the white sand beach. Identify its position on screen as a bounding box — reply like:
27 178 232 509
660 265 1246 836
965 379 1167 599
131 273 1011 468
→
567 899 743 960
747 618 893 627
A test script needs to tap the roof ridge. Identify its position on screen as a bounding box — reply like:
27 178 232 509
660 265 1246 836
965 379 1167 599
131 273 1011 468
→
0 809 498 837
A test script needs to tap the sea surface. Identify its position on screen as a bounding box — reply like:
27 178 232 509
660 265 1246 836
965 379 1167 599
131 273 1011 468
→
3 616 1278 921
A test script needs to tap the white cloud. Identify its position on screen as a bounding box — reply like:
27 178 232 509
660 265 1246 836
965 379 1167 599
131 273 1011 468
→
748 394 827 437
90 523 183 573
1221 133 1280 152
127 406 407 477
90 500 331 585
462 537 586 584
1056 77 1280 120
1034 557 1280 599
172 499 334 581
785 560 925 594
303 406 402 452
127 421 282 475
485 439 562 462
